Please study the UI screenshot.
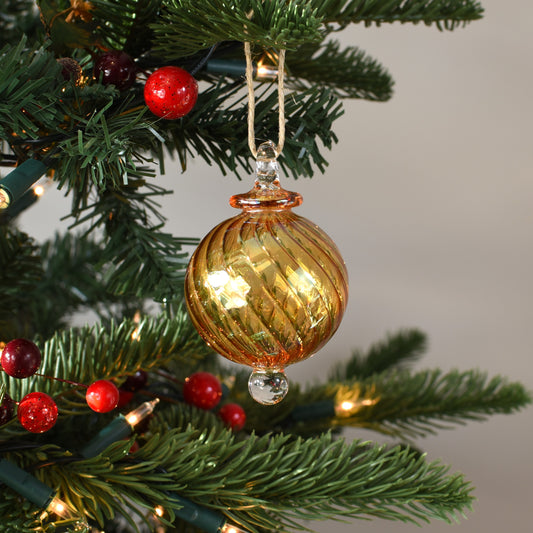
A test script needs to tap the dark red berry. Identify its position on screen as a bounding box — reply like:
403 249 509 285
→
1 339 41 378
183 372 222 410
86 380 119 413
18 392 58 433
117 389 134 408
94 51 137 90
121 370 148 392
0 393 15 426
218 403 246 431
144 66 198 119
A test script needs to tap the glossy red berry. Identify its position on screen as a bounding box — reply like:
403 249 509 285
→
94 50 137 90
1 339 41 378
0 393 15 426
86 380 119 413
144 66 198 119
18 392 58 433
218 403 246 431
183 372 222 410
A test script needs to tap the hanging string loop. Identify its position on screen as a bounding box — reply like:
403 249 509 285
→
244 42 286 159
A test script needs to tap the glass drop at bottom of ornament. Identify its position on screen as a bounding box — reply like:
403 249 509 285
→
248 370 289 405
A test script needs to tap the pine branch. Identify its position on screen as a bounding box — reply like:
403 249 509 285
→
0 227 44 339
91 0 162 56
335 369 532 438
330 329 428 380
0 37 66 140
162 78 342 179
6 420 474 531
287 40 394 101
68 179 197 300
52 90 158 213
0 311 206 424
149 0 323 60
313 0 484 30
31 232 143 335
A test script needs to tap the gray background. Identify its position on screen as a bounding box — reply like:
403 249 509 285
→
19 1 532 531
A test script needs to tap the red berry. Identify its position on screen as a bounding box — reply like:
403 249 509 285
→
117 389 134 408
1 339 41 378
86 380 119 413
18 392 58 433
183 372 222 410
94 51 137 90
218 403 246 431
144 66 198 119
0 393 15 426
121 369 148 392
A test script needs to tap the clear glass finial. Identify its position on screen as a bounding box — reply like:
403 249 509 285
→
248 369 289 405
255 141 279 185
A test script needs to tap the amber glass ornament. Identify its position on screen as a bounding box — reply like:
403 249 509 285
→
185 142 348 405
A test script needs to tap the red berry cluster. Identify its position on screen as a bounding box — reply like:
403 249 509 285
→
1 339 56 433
0 338 124 433
183 372 246 431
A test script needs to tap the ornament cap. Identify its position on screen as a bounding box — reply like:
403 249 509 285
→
230 141 302 211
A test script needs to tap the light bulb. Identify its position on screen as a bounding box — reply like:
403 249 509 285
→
0 188 11 209
255 61 278 80
220 522 248 533
43 496 88 528
335 400 356 416
33 184 45 196
125 398 160 427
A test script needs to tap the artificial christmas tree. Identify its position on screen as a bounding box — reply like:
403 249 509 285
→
0 1 531 532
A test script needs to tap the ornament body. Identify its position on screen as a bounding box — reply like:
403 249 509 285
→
1 338 41 378
86 380 119 413
183 372 222 410
94 51 136 90
144 66 198 119
18 392 58 433
185 158 348 391
218 403 246 431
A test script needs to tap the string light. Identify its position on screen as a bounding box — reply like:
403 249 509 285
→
220 520 248 532
334 386 378 418
0 159 48 210
290 387 379 422
0 458 87 528
131 310 142 341
33 184 45 196
0 189 10 209
80 398 159 458
78 399 247 531
205 59 278 80
255 59 278 80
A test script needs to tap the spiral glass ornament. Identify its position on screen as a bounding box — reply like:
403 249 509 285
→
185 142 348 404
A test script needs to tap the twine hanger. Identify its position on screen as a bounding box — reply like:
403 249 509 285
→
244 41 286 159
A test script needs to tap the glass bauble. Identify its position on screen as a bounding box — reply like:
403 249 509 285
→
185 142 348 404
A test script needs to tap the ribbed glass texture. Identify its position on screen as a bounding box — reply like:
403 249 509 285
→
185 186 348 373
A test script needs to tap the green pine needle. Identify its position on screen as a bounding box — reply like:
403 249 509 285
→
150 0 323 60
334 369 532 438
314 0 484 30
330 329 428 380
288 40 394 101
